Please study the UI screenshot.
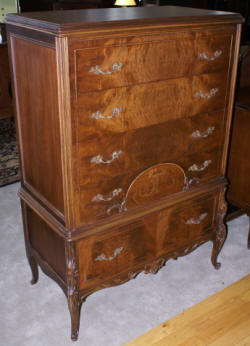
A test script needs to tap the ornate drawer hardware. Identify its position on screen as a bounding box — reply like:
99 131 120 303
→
106 199 127 215
89 62 123 75
91 150 122 165
92 188 122 202
91 107 123 120
183 177 200 190
198 50 222 61
95 247 124 261
195 88 218 99
188 160 212 172
191 126 215 138
186 212 208 225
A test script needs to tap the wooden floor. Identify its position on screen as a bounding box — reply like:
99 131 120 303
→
125 274 250 346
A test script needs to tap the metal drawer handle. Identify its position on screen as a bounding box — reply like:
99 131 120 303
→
188 160 212 172
195 88 218 99
92 188 122 202
186 212 208 225
198 50 222 61
95 247 124 261
91 150 122 165
91 107 123 120
191 126 215 138
89 62 123 75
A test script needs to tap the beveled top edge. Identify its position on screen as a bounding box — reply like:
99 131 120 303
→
5 6 243 35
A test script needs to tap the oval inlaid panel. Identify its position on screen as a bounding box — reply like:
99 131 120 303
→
125 163 186 209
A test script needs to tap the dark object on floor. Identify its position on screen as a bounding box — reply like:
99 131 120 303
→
227 47 250 249
0 119 20 187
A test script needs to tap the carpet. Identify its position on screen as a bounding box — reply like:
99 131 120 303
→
1 182 250 346
0 119 20 187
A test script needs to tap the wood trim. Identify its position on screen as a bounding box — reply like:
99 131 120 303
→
56 36 75 229
22 181 65 223
19 187 68 239
6 24 55 48
5 7 244 35
221 24 242 173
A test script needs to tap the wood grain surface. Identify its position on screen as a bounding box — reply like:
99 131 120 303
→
125 274 250 346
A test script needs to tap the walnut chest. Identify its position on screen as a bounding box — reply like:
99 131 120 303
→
6 6 243 341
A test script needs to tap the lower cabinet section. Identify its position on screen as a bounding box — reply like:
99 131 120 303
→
77 192 217 290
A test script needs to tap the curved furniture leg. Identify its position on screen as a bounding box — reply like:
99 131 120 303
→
68 295 80 341
211 188 227 269
27 254 39 285
65 241 80 341
211 223 227 269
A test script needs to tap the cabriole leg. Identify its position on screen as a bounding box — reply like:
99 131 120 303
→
21 200 39 284
211 188 227 269
65 241 80 341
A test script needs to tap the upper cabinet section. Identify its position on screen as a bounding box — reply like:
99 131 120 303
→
5 6 243 35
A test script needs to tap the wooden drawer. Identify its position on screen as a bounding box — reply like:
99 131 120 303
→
157 195 216 254
77 193 216 289
76 72 227 135
74 33 231 93
77 110 225 180
77 147 222 223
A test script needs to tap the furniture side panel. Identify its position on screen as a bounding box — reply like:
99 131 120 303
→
10 35 65 217
26 205 66 282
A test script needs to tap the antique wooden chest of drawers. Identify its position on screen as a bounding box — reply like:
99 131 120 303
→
6 6 243 341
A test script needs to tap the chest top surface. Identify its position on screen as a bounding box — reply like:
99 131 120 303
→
5 6 243 34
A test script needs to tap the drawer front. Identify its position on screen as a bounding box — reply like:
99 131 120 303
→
75 34 231 93
78 147 222 223
76 72 227 134
77 193 217 289
78 110 225 181
158 196 216 254
77 221 155 289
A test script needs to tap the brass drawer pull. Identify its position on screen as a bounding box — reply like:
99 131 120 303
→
191 126 215 138
95 247 124 261
195 88 218 99
89 62 123 75
198 50 222 61
91 150 122 165
91 107 123 120
188 159 212 172
92 188 122 202
186 212 208 225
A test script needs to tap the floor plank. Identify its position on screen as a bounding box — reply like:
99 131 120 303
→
125 274 250 346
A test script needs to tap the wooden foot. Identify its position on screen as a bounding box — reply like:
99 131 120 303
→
68 295 80 341
211 224 227 270
27 254 39 285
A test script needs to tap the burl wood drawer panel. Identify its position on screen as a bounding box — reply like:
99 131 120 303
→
77 148 222 223
77 194 216 290
77 110 225 180
75 72 227 134
74 33 231 93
